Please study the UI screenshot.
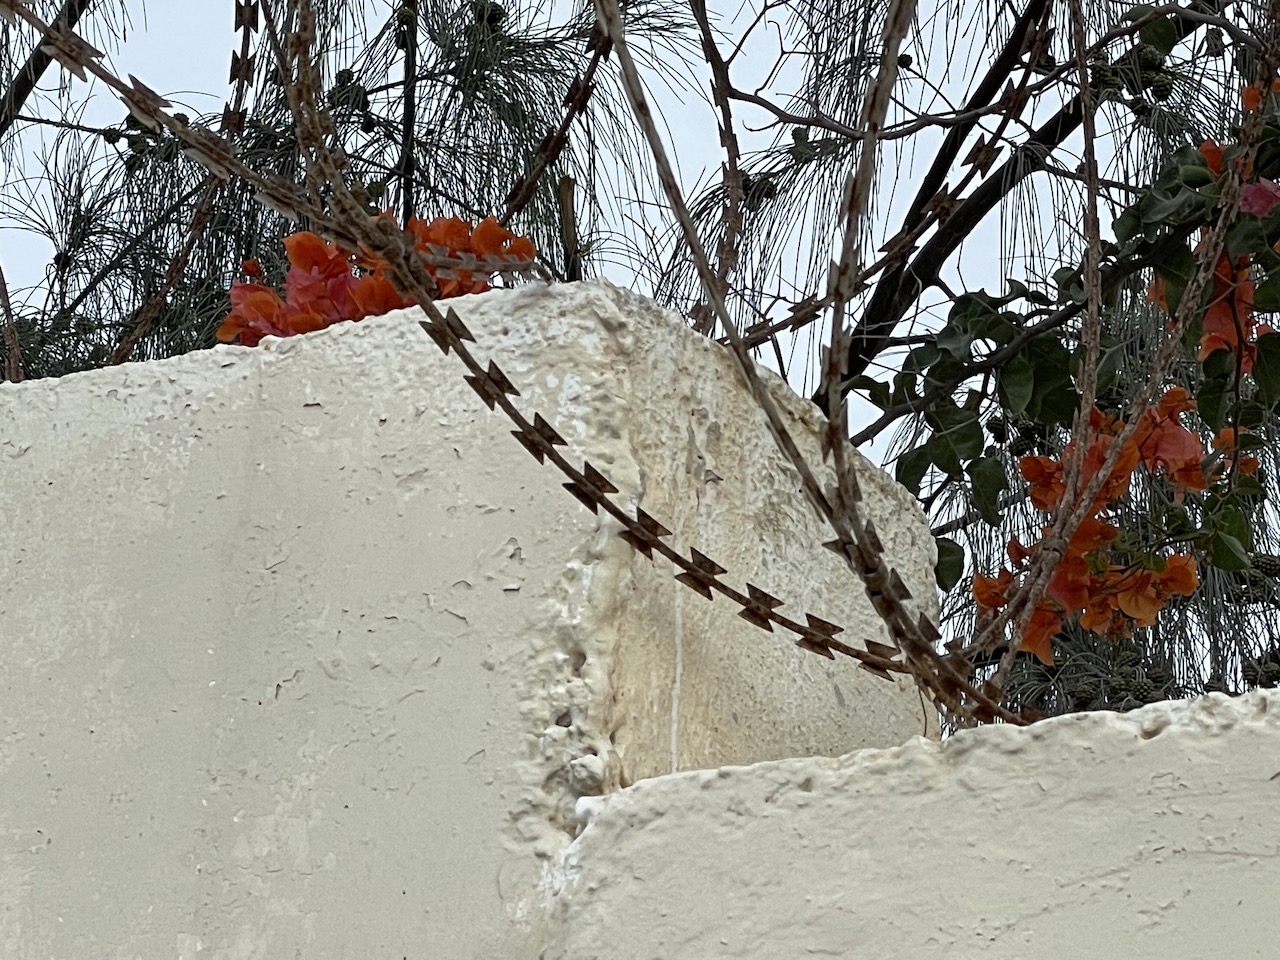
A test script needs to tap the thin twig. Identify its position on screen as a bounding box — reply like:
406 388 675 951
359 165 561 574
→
0 0 96 141
990 0 1108 685
499 46 607 226
0 261 23 382
689 0 744 319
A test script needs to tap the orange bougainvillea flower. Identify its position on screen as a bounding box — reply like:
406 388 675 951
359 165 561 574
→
1146 274 1168 312
407 215 474 254
973 568 1014 610
1159 554 1200 596
1199 138 1224 176
1114 569 1164 626
1242 78 1280 112
471 215 537 260
1019 455 1065 510
1020 601 1063 665
349 270 415 318
1007 536 1033 566
216 284 292 346
218 214 538 345
983 391 1207 667
1212 426 1261 476
1113 557 1201 628
1079 432 1142 508
1133 387 1210 500
1046 553 1092 615
1197 251 1259 370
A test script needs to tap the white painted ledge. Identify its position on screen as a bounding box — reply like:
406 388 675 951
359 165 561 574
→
548 690 1280 959
0 281 932 959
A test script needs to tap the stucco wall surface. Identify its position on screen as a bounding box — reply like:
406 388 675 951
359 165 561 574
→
549 689 1280 959
0 280 931 960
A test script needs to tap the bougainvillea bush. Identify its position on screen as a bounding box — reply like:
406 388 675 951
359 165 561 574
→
967 83 1280 672
217 215 535 346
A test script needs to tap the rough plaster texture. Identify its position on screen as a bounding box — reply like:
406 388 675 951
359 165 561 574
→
0 281 931 960
550 690 1280 959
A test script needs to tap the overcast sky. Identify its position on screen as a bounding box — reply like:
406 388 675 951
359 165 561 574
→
0 2 233 292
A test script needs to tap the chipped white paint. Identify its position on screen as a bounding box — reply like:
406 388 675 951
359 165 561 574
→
0 281 930 960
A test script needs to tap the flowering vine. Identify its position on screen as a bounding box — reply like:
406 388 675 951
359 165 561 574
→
965 76 1280 666
217 215 536 346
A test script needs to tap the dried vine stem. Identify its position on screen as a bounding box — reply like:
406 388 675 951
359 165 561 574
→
107 0 260 363
986 0 1107 686
740 6 1049 367
688 0 744 325
840 0 1229 388
499 45 607 228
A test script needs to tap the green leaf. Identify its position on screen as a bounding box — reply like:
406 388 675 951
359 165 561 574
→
847 374 890 410
1153 241 1198 314
1163 504 1194 537
966 456 1008 526
1113 207 1142 244
1003 278 1031 303
1022 335 1077 426
925 401 984 474
934 537 965 591
1234 472 1266 500
1236 400 1268 429
997 351 1035 416
906 343 941 371
950 292 1001 325
1227 216 1268 262
1208 530 1251 571
1139 16 1178 54
934 323 973 359
1255 274 1280 313
1122 3 1155 21
922 351 966 390
1252 333 1280 406
895 444 933 495
1201 346 1235 379
891 370 920 407
1053 266 1082 301
924 434 960 477
1176 164 1215 189
1140 188 1202 226
1196 375 1229 432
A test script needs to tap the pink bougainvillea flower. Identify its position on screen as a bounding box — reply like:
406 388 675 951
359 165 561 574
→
1241 179 1280 217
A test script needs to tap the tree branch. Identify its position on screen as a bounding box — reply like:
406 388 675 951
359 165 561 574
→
833 0 1226 399
0 0 98 141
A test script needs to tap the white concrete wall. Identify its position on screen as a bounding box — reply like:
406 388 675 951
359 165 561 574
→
0 281 931 960
549 690 1280 959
